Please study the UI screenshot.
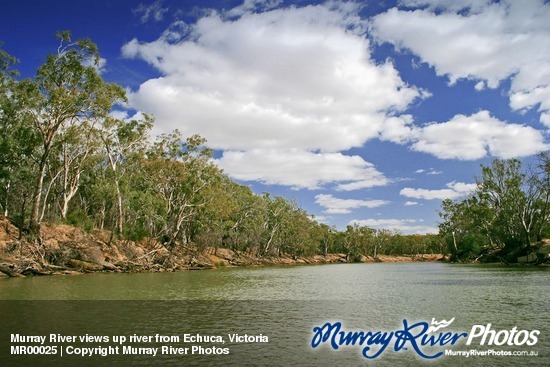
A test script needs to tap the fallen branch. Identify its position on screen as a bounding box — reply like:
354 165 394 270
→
0 263 25 277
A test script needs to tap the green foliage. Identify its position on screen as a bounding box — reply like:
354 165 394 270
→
214 261 226 268
66 212 95 233
439 156 550 261
448 233 484 261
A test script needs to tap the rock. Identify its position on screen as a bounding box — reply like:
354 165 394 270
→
213 248 236 261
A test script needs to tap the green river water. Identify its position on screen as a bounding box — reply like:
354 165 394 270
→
0 262 548 366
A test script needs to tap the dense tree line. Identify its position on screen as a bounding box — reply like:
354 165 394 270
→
7 33 535 261
439 156 550 262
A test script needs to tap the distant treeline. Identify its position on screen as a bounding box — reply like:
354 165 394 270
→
1 34 548 261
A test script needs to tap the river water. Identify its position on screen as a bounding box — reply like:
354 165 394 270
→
0 262 548 366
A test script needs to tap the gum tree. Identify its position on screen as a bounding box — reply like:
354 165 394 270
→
20 31 125 232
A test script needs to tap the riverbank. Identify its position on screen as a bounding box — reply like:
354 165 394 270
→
0 217 445 278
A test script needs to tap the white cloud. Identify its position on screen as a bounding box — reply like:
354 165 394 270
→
82 57 107 75
400 181 476 200
123 4 423 152
215 149 389 190
311 215 330 224
121 2 427 189
315 194 389 214
349 218 437 234
380 110 548 160
133 0 168 23
108 110 129 120
379 114 418 144
415 168 442 175
225 0 283 17
371 0 550 126
404 201 418 206
474 81 485 91
410 111 548 159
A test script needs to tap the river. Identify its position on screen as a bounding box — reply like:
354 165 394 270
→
0 262 548 366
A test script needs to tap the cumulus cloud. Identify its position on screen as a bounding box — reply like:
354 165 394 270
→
400 181 476 200
349 218 437 234
121 1 547 195
411 111 548 159
315 194 389 214
121 2 427 190
133 0 168 23
379 114 418 144
371 0 550 126
381 110 547 160
123 4 422 152
215 149 389 190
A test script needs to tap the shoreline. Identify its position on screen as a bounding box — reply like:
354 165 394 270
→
0 218 445 278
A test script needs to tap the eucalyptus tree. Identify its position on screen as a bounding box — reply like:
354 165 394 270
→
224 185 266 253
0 46 20 216
371 229 392 257
144 132 220 245
531 152 550 241
260 194 290 256
193 175 237 252
309 222 334 256
341 223 374 261
439 157 550 261
98 115 153 235
15 32 126 232
475 159 534 249
69 124 100 217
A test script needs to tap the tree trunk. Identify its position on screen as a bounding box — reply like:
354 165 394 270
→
99 203 105 230
114 177 123 235
2 180 9 217
30 153 49 233
452 231 458 253
39 168 61 222
60 181 79 219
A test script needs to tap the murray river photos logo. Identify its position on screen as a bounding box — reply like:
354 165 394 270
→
310 318 540 359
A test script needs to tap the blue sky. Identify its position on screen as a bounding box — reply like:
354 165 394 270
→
2 0 549 234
